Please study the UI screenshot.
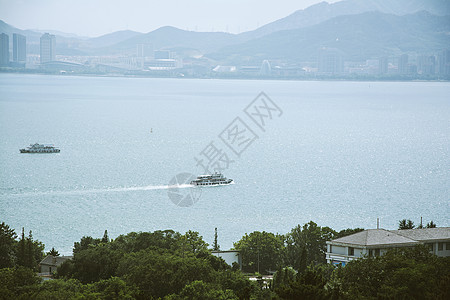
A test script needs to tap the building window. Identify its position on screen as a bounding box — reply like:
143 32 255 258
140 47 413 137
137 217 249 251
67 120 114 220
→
374 249 380 256
438 242 443 251
369 249 373 257
446 242 450 251
348 247 354 256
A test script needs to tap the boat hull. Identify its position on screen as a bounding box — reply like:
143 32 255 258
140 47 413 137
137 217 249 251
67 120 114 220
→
20 149 60 153
191 179 234 186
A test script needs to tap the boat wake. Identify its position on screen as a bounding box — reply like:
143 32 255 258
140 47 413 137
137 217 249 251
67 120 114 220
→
5 184 193 197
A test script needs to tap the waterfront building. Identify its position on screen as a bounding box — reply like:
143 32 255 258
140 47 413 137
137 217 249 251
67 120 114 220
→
318 48 343 74
398 54 409 74
326 227 450 266
378 56 388 74
144 58 181 70
212 65 236 73
211 250 241 269
0 33 9 66
437 49 450 76
154 50 171 59
417 55 436 75
137 44 153 58
40 33 56 64
39 255 72 279
260 60 272 76
13 33 26 63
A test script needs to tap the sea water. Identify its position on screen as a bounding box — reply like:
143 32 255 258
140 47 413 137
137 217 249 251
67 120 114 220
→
0 74 449 254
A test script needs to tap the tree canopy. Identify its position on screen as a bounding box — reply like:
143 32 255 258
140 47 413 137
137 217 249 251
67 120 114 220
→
1 221 448 299
233 231 284 274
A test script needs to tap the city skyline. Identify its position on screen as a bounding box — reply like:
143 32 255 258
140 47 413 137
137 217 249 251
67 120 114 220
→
0 0 338 37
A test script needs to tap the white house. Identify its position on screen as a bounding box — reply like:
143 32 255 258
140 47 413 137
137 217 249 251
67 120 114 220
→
211 250 241 269
326 227 450 266
39 255 72 276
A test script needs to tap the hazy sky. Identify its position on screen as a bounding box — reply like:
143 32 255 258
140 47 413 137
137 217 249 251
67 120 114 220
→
0 0 339 37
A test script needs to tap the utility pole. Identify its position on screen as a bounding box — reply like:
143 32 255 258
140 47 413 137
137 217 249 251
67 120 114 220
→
257 236 260 274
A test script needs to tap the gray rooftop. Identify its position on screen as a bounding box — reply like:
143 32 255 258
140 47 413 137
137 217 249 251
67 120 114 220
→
40 255 72 267
330 228 450 247
331 229 419 247
393 227 450 242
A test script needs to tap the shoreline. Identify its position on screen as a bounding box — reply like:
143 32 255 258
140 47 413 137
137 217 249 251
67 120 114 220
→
1 69 449 83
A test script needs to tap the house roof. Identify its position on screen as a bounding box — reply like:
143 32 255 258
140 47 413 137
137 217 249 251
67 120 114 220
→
211 250 240 254
393 227 450 242
329 227 450 248
330 229 419 247
40 255 72 267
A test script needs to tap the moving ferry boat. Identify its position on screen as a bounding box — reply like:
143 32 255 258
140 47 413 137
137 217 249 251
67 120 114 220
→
20 143 60 153
190 172 233 186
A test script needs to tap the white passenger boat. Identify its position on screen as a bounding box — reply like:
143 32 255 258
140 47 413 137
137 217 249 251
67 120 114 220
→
20 143 60 153
190 172 233 186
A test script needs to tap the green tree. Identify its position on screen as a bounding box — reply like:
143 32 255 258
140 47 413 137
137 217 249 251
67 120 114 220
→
26 230 37 269
213 227 220 251
217 269 255 299
47 247 60 257
0 222 17 268
16 228 26 267
335 245 450 299
175 280 238 300
275 268 329 300
284 221 336 270
73 236 101 254
272 266 297 292
29 279 88 299
334 228 364 239
234 231 284 274
182 230 209 255
426 221 437 228
117 250 216 299
102 230 109 243
398 219 415 230
92 277 137 300
299 247 307 273
70 243 123 283
0 267 42 299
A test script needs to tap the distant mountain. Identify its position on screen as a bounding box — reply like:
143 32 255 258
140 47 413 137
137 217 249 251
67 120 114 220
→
0 20 42 44
241 0 450 40
1 0 449 60
83 30 143 49
209 11 450 64
92 26 244 56
31 29 89 39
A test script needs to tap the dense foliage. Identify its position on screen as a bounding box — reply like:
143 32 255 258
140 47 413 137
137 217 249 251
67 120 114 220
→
233 231 284 273
1 220 449 299
56 229 256 299
0 222 44 271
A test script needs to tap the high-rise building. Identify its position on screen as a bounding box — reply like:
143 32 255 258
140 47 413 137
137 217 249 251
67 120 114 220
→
154 50 171 59
40 33 56 64
398 54 409 74
137 44 153 58
13 33 26 63
417 55 435 75
437 50 450 76
378 57 388 74
0 33 9 66
318 48 343 74
260 60 271 76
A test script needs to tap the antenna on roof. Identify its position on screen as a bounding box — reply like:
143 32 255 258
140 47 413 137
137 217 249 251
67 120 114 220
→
377 218 379 229
420 216 423 228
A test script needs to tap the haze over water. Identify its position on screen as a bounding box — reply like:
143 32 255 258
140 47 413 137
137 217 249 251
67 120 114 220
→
0 74 449 254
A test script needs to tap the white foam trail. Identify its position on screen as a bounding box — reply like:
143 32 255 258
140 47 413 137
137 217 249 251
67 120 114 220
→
7 184 193 197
